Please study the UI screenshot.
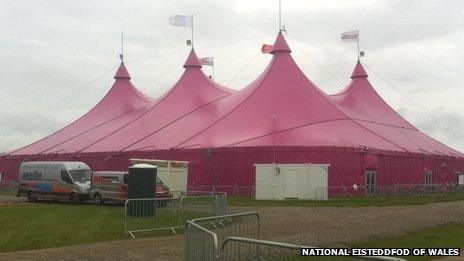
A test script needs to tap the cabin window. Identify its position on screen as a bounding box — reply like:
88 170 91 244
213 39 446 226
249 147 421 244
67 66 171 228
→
61 171 73 184
365 170 376 195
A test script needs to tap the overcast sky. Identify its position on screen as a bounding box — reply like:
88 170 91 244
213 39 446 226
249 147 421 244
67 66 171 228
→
1 0 463 153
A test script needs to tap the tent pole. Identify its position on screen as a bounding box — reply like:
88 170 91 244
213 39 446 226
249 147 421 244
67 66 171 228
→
272 114 276 163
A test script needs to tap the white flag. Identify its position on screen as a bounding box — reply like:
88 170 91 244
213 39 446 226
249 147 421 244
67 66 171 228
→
341 30 359 42
199 57 214 66
169 15 192 27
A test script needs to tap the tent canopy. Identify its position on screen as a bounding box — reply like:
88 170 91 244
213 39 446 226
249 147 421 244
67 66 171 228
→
6 34 464 159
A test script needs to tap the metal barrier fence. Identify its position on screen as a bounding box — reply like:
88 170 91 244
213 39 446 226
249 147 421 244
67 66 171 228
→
125 191 228 238
221 236 304 261
185 212 406 261
189 183 464 198
0 181 16 194
188 185 256 197
327 183 464 198
185 212 260 261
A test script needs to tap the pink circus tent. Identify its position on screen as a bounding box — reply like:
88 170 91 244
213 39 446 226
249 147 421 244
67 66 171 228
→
1 33 463 195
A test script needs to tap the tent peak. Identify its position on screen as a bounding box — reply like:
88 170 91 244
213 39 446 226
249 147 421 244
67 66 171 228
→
114 62 131 80
183 49 202 68
271 33 291 54
351 61 368 79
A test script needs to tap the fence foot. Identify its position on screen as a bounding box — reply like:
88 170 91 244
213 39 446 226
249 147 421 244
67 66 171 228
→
128 232 136 239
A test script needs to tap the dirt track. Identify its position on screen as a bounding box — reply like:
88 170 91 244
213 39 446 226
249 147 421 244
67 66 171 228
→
1 201 464 260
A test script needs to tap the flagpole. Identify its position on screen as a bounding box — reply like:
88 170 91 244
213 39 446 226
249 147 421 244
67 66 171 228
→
191 15 194 48
120 31 124 62
278 0 282 32
357 32 360 61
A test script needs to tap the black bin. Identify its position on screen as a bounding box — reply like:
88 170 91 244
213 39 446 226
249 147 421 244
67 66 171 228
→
127 164 157 217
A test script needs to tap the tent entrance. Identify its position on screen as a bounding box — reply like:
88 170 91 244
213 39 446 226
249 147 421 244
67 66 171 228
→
365 170 377 195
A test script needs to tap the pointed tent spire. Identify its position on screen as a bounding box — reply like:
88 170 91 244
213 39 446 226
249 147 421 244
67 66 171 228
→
183 49 202 68
351 61 368 79
271 33 291 54
114 62 131 80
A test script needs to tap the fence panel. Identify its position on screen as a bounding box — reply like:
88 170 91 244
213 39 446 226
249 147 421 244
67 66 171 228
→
125 191 228 238
185 220 219 261
185 212 260 261
184 212 407 261
221 237 304 261
189 183 464 198
192 212 260 243
125 197 183 238
0 181 17 195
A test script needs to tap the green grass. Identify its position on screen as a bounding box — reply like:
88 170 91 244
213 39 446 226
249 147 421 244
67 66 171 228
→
0 203 125 252
350 222 464 260
227 195 464 208
291 223 464 260
0 203 201 253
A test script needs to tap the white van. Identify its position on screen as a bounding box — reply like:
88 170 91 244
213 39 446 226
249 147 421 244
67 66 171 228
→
17 161 92 204
90 171 173 205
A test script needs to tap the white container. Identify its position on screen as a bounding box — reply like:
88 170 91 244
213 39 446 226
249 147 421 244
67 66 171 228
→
254 163 329 200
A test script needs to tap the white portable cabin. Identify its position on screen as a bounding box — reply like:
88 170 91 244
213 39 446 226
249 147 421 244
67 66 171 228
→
129 159 189 193
254 163 329 200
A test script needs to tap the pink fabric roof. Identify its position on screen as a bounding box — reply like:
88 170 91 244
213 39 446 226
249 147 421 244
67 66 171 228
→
11 63 153 155
329 61 464 157
9 35 464 159
11 49 232 155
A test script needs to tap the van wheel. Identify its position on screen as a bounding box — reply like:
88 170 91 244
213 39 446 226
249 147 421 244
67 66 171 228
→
27 191 38 203
69 193 80 205
94 194 103 205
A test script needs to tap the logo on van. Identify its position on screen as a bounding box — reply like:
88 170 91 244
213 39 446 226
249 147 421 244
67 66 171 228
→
22 170 42 181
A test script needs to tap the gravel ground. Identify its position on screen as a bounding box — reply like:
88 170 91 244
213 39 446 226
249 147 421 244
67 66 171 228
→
0 195 26 206
1 200 464 260
234 200 464 246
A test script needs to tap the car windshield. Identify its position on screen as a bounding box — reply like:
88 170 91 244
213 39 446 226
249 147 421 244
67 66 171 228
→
69 169 92 182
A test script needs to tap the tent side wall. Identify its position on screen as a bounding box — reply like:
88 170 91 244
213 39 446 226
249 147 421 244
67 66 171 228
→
3 147 463 197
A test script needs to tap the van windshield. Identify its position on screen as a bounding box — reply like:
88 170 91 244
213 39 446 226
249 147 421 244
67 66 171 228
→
69 169 92 182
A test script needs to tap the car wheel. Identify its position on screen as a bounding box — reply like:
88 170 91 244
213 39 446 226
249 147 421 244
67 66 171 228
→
69 193 80 205
94 194 103 205
27 191 37 203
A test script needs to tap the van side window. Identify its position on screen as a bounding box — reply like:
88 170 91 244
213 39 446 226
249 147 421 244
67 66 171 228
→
61 171 72 183
102 176 118 182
